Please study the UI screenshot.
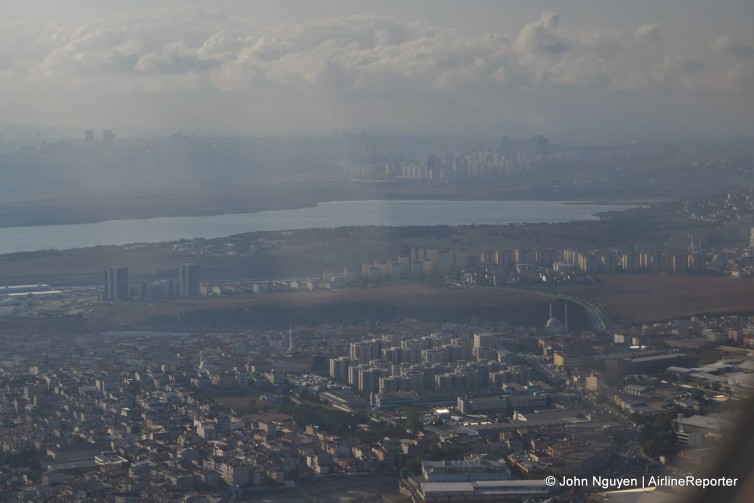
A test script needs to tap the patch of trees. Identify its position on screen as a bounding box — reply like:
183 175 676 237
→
277 398 411 442
404 408 423 436
278 399 360 436
640 412 678 459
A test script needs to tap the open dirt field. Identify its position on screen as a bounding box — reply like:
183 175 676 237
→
543 274 754 324
228 283 553 307
92 276 753 329
84 283 555 329
3 275 749 333
213 395 293 420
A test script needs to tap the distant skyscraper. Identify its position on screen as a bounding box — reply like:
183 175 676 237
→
179 263 200 297
84 130 94 142
104 266 129 300
102 129 115 142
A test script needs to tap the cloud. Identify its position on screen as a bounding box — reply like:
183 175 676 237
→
711 35 753 59
134 41 221 74
640 52 754 93
514 11 570 57
633 23 661 44
3 8 745 96
0 7 750 135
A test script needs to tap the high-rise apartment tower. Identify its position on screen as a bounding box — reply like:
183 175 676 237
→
179 263 200 297
104 266 129 300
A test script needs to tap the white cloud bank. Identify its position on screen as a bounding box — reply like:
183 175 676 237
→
0 7 751 136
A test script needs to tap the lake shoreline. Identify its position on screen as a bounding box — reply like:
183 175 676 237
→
0 194 652 229
0 200 640 255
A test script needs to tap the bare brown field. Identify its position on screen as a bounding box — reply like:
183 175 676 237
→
213 395 262 411
233 283 554 307
213 393 292 417
86 283 555 329
5 276 749 333
213 393 312 422
543 275 754 324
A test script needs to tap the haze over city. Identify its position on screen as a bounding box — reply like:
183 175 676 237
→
1 2 753 503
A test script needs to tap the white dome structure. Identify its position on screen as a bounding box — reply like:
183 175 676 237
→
546 316 564 335
545 301 568 335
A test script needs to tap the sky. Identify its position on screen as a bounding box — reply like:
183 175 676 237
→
1 0 753 139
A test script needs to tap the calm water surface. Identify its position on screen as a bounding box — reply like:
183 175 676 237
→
0 200 636 255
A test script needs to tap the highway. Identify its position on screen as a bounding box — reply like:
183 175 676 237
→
562 295 608 333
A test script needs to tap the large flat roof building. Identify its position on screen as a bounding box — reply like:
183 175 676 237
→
672 413 733 447
422 457 511 482
419 480 550 502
